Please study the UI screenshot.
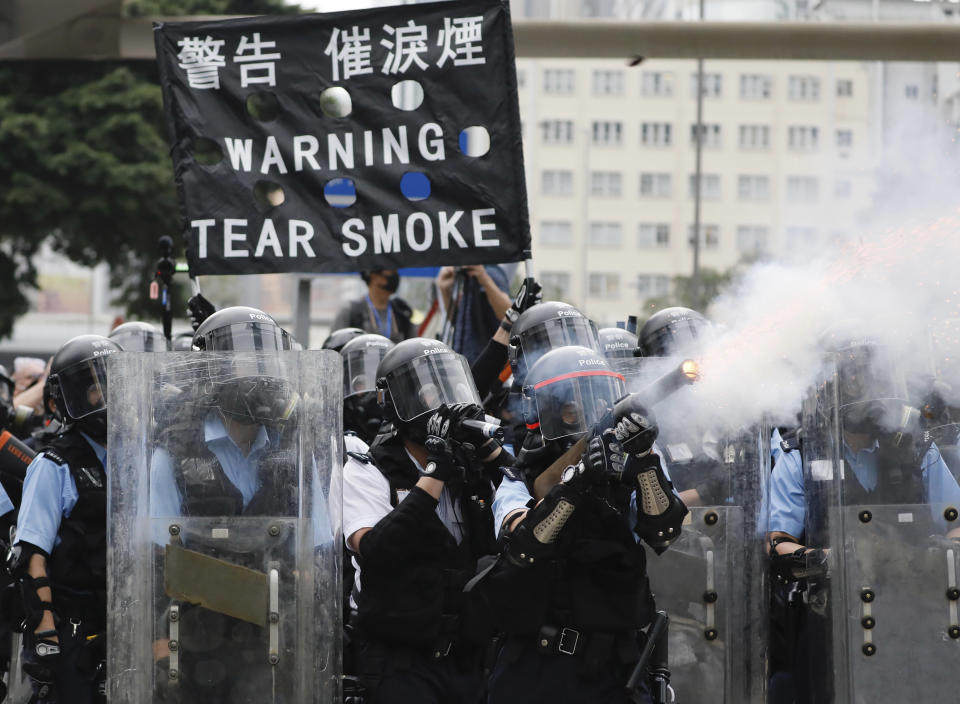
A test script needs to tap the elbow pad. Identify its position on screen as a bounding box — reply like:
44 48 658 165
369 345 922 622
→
357 486 439 566
502 480 582 567
630 454 688 554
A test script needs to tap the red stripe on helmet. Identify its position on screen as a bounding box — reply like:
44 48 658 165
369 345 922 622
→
532 369 625 390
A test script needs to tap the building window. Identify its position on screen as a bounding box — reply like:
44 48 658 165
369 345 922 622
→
540 220 573 246
590 171 622 197
739 124 771 150
687 224 720 249
688 174 721 200
837 79 853 97
637 223 670 248
834 179 852 198
636 274 671 298
788 75 820 101
581 0 617 17
641 71 674 97
543 69 575 94
592 70 624 96
787 126 820 151
540 271 571 300
690 72 723 98
690 123 722 149
905 84 919 99
542 169 573 196
786 176 819 202
640 122 672 147
785 226 817 248
736 225 770 255
592 120 623 146
737 175 770 201
541 120 574 145
836 129 853 148
588 222 623 247
740 73 772 99
589 272 621 299
517 69 526 89
639 172 672 198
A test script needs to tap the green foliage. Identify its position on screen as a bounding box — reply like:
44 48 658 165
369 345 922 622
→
641 267 737 324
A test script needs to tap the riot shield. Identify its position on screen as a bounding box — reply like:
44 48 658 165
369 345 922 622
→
644 426 769 704
800 346 960 703
107 351 342 703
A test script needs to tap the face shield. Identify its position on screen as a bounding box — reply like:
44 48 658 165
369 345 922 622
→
194 322 292 353
834 344 914 435
206 354 299 429
518 317 600 372
643 318 710 358
530 370 626 441
383 352 481 422
343 343 392 399
56 355 112 420
0 376 12 405
110 328 171 352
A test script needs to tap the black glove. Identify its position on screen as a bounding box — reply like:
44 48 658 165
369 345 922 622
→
22 631 60 696
612 394 659 457
501 277 543 332
771 547 831 583
441 402 504 464
423 405 465 483
583 427 627 482
187 292 217 332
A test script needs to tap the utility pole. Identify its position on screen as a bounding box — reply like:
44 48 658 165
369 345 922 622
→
691 0 706 311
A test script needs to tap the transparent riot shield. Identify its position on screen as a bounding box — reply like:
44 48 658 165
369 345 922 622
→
645 428 769 704
800 347 960 703
107 351 342 703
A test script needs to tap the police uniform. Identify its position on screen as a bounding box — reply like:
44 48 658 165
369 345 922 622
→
15 430 108 703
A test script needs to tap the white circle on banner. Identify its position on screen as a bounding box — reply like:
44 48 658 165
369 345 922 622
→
391 80 424 111
320 87 352 118
459 126 490 157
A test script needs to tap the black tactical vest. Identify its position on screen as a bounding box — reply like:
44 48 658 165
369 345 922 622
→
41 431 107 620
353 434 496 647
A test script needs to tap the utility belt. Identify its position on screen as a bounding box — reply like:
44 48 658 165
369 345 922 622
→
499 626 640 678
54 591 106 635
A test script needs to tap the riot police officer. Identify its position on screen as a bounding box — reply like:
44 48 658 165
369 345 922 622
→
322 327 366 354
636 307 712 359
597 328 639 362
767 337 960 703
481 346 687 704
340 334 395 446
342 338 525 703
11 334 122 703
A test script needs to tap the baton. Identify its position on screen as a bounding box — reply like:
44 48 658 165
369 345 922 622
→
626 610 669 693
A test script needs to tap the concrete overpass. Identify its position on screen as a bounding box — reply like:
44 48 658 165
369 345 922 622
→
4 0 960 62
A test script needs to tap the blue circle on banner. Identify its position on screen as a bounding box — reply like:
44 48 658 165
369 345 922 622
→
324 178 356 208
400 172 431 201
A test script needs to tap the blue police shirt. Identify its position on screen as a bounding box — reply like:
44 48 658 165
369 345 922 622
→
767 442 960 539
151 411 333 544
16 432 106 555
0 483 14 518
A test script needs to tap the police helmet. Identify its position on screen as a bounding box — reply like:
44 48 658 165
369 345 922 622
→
522 346 626 443
638 307 710 358
341 334 395 442
171 331 195 352
321 327 366 353
47 335 122 443
508 302 601 387
376 339 481 438
192 306 292 352
193 307 297 428
109 321 170 352
598 328 639 361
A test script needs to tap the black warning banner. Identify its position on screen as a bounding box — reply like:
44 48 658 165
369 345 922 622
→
154 0 530 276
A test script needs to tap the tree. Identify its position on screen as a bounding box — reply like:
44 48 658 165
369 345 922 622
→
0 0 300 339
640 266 737 324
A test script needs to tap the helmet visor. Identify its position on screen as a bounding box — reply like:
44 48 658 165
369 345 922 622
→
386 353 481 422
643 318 709 357
58 356 111 420
835 344 910 431
207 355 299 427
0 376 11 404
533 370 626 441
519 318 600 371
196 322 292 352
344 344 392 399
110 328 171 352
